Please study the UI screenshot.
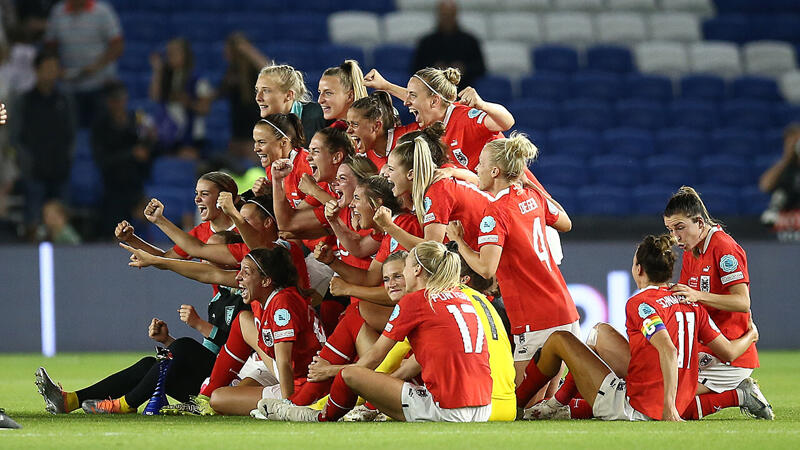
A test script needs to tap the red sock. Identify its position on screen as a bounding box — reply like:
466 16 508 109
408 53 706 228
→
681 390 739 420
516 360 550 407
199 314 251 397
318 304 362 365
290 380 333 406
364 401 377 410
320 299 347 337
320 371 357 422
554 373 577 405
568 398 593 419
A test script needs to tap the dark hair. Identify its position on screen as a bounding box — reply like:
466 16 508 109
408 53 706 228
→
103 81 128 99
256 113 306 148
245 194 275 223
663 186 718 227
358 175 403 215
34 50 59 68
635 234 677 284
394 121 450 167
200 171 238 196
248 246 298 289
313 126 355 159
209 230 243 245
350 91 399 133
383 250 408 266
445 241 493 294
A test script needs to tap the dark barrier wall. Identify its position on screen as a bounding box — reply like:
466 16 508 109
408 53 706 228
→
1 242 798 353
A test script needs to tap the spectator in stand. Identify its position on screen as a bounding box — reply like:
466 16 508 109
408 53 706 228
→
412 0 485 88
0 0 18 46
92 81 154 231
149 37 213 159
13 0 57 43
36 199 81 244
219 32 268 161
44 0 123 127
759 124 800 239
12 51 75 237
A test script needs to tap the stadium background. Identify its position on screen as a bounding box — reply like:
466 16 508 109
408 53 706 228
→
2 0 799 355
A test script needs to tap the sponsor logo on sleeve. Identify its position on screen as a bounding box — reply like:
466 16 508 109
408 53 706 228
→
274 309 291 327
720 271 744 284
638 303 656 319
719 254 739 273
274 329 295 340
479 216 496 233
478 235 499 244
423 213 436 223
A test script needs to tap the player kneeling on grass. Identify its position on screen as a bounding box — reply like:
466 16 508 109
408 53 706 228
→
518 234 759 422
258 241 493 422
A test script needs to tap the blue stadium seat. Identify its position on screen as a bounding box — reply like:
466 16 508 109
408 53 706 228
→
709 128 762 158
224 13 275 42
679 74 726 102
119 73 151 103
712 0 761 14
148 157 197 189
314 44 366 73
532 45 580 74
69 157 103 207
237 0 289 12
589 155 641 187
570 72 623 102
763 128 785 156
731 76 782 101
655 128 709 157
721 100 774 129
118 42 151 74
602 127 655 158
586 45 633 74
668 99 719 130
520 73 570 101
698 155 751 186
576 186 632 215
754 154 778 183
547 127 599 158
561 99 615 130
373 44 414 75
473 75 514 106
773 104 800 128
532 154 588 187
274 13 327 42
537 184 576 215
170 14 226 43
266 42 317 72
143 185 195 224
702 15 750 44
740 186 770 216
74 130 91 159
616 99 666 130
120 13 170 43
345 0 394 13
644 154 697 187
633 184 676 215
753 14 800 42
693 184 741 215
511 100 561 130
624 74 673 102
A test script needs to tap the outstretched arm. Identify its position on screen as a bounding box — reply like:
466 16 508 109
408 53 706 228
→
121 243 238 287
458 87 514 132
363 69 408 101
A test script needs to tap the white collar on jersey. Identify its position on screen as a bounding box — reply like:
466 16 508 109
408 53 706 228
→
700 225 721 254
493 187 512 201
209 222 237 233
288 148 299 164
442 103 456 127
385 127 395 155
263 287 284 311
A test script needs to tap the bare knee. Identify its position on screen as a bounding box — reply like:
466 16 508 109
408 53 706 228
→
209 388 227 412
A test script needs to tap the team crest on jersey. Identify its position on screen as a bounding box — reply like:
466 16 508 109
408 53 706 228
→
452 149 468 167
638 303 656 319
423 196 432 213
700 275 710 292
719 254 738 273
274 309 291 327
390 237 398 252
468 108 481 119
389 305 400 321
699 353 714 368
262 329 274 347
480 216 496 233
225 305 235 325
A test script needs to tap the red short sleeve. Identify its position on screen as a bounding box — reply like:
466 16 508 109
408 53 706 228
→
382 295 419 342
422 182 453 227
713 243 749 288
544 197 560 227
477 203 507 248
626 299 667 341
270 296 299 344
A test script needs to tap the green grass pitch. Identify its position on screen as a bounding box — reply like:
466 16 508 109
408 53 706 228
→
1 351 798 449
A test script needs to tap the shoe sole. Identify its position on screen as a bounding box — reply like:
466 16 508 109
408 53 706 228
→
34 368 64 414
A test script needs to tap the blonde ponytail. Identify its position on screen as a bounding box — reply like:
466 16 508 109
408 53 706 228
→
410 136 437 225
484 131 538 180
323 60 367 100
258 64 310 103
413 241 461 300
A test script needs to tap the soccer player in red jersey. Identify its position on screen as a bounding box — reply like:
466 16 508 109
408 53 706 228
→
259 241 493 422
363 67 514 171
250 114 312 208
664 186 773 419
318 60 367 122
446 133 578 389
346 91 417 170
517 235 758 421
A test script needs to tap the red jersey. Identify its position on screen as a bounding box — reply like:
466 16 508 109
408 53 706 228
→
375 212 423 263
265 148 313 209
423 177 492 249
302 181 335 208
478 186 578 333
383 288 492 408
172 221 237 295
441 103 503 172
678 226 757 368
625 286 721 420
250 286 325 381
227 240 311 291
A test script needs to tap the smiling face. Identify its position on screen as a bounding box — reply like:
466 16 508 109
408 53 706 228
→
404 77 443 128
236 257 269 304
403 251 424 293
384 153 411 197
664 214 704 251
346 108 380 152
255 73 293 117
307 134 339 183
253 124 288 169
475 147 497 192
240 203 267 232
382 259 407 302
333 164 358 208
350 184 376 230
194 179 222 222
318 75 352 120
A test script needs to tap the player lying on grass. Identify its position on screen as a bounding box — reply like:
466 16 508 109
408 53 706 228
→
258 241 493 422
123 244 325 415
35 231 248 415
516 234 760 421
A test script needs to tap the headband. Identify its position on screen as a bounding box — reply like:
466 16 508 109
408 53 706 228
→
260 119 288 139
412 75 449 101
246 199 275 221
413 248 434 275
246 253 267 277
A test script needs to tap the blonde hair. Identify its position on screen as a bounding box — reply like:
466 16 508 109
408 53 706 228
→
413 67 461 103
258 64 310 103
323 60 367 100
396 136 437 225
413 241 461 300
483 132 539 180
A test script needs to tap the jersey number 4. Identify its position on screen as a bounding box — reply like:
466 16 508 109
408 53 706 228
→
675 311 695 369
447 304 484 354
532 217 552 271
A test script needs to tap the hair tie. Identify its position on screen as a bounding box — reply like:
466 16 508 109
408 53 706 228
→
260 119 288 139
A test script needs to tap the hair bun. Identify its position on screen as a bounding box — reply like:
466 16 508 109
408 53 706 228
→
442 67 461 86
